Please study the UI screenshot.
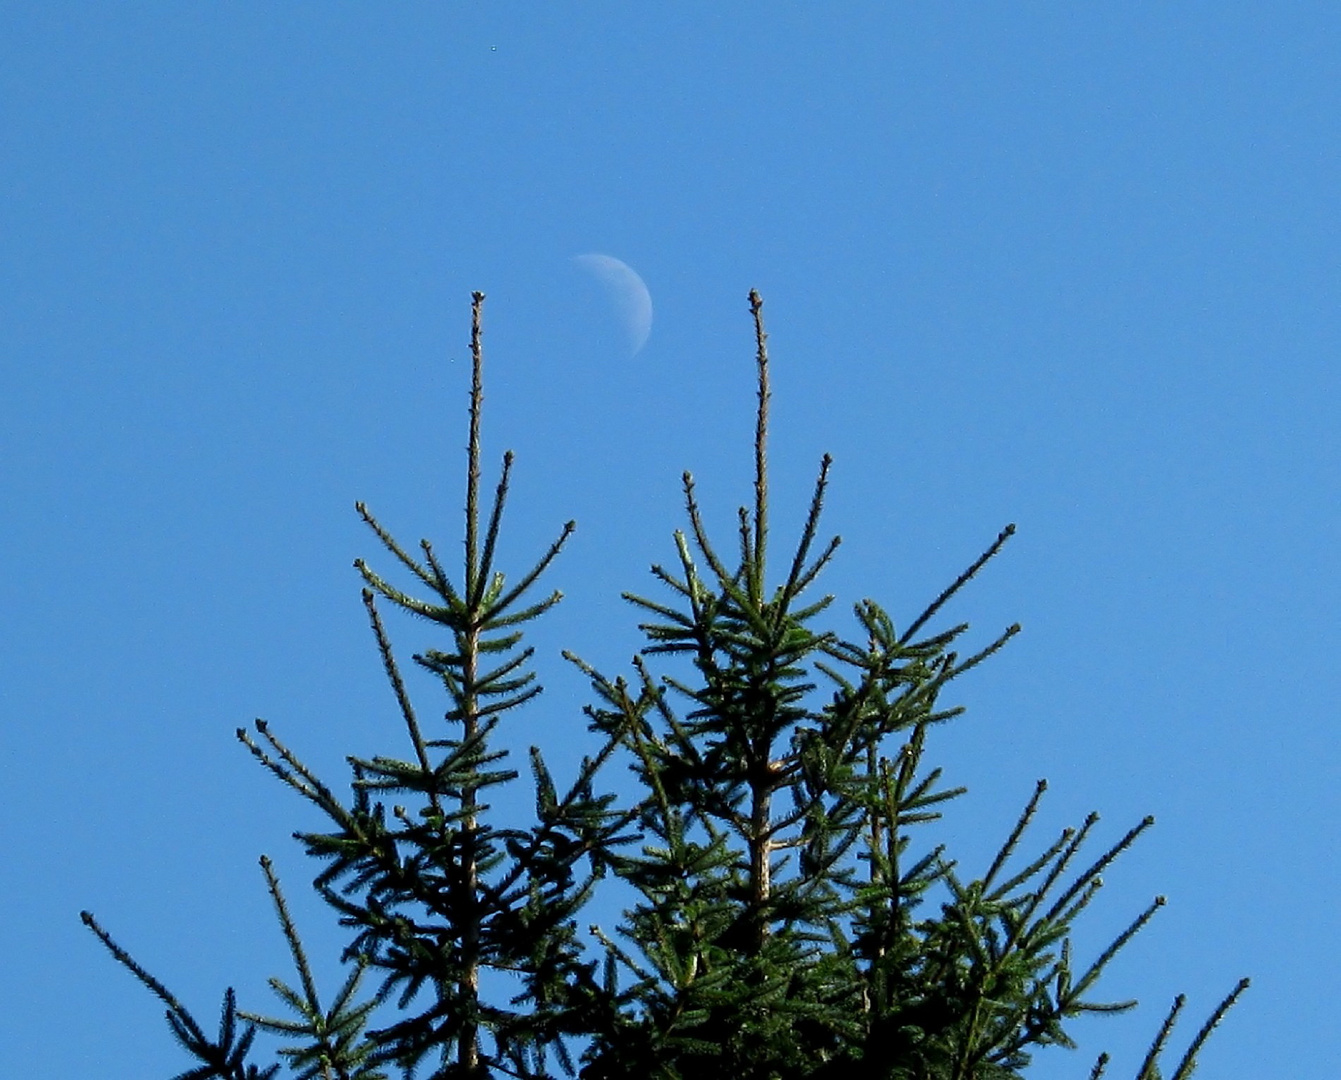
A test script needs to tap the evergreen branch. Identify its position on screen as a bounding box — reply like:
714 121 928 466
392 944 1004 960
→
749 288 771 604
1051 878 1106 940
673 529 708 616
987 825 1076 905
361 589 435 790
1137 994 1186 1080
1167 978 1250 1080
471 684 544 718
901 523 1016 644
777 454 833 619
646 560 694 599
259 856 322 1016
243 859 385 1080
80 911 208 1046
788 589 838 623
1013 812 1099 935
788 534 842 605
899 766 966 819
982 779 1048 894
591 925 657 985
354 560 456 624
681 471 738 591
470 628 528 655
419 537 450 595
738 503 756 589
485 588 568 628
466 290 486 601
475 450 514 606
946 621 1023 681
236 726 320 801
1043 815 1155 926
241 720 348 824
625 593 696 628
1066 895 1166 1006
471 647 537 692
82 914 274 1080
354 502 441 595
489 522 576 620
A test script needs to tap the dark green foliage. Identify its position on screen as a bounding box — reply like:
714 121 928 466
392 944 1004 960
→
239 856 385 1080
81 910 277 1080
85 292 1247 1079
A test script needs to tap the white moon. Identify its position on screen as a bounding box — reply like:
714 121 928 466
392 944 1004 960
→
572 253 653 355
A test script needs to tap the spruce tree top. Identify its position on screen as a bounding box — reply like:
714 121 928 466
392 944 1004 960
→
84 291 1247 1080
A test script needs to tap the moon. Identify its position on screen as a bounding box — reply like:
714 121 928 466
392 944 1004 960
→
572 253 653 355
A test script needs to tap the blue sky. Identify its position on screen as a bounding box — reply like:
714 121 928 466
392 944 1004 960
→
2 4 1337 1076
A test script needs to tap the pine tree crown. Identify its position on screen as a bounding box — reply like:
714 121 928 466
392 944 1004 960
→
83 291 1248 1080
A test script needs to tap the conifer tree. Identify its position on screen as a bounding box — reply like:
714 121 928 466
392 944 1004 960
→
84 291 1247 1080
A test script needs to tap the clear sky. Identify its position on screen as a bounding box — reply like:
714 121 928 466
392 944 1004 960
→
2 5 1337 1077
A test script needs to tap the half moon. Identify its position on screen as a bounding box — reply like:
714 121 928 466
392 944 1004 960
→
572 253 653 355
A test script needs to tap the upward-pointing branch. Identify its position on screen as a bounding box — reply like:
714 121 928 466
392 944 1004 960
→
466 291 486 599
749 289 770 602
